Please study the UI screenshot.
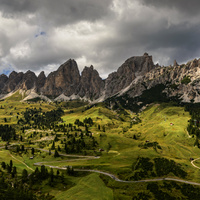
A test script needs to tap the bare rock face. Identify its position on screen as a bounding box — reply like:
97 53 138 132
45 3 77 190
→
3 71 24 93
37 71 46 89
105 53 155 98
125 57 200 103
76 65 104 99
20 70 38 90
2 53 200 103
1 70 38 93
173 60 179 67
41 59 80 97
0 74 8 93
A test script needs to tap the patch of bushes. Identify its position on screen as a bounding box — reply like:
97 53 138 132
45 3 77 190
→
181 76 191 85
170 83 179 89
128 157 187 181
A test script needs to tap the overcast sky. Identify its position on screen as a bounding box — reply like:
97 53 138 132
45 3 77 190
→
0 0 200 78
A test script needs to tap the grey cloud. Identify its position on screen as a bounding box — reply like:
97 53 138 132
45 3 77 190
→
0 0 200 79
0 0 113 25
86 2 200 76
141 0 200 16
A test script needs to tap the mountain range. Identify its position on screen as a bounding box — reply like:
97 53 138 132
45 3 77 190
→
1 53 200 103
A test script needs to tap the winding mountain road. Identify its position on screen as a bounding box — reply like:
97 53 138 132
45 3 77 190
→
3 144 200 186
33 148 200 186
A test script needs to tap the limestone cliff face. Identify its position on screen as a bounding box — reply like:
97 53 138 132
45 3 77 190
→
20 70 38 90
1 70 38 93
37 71 46 89
0 74 8 93
105 53 155 98
126 58 200 102
76 65 104 99
41 59 80 97
1 53 200 103
3 71 24 93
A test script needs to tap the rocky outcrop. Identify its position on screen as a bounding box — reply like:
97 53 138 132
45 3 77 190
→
76 65 104 100
37 71 46 89
105 53 155 98
2 53 200 103
20 70 38 90
2 71 24 93
126 57 200 102
0 74 8 93
41 59 80 97
1 70 38 93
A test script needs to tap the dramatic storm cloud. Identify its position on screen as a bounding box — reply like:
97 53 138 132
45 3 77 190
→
0 0 200 78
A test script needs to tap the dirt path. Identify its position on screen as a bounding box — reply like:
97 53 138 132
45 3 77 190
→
10 154 34 171
191 158 200 170
185 128 192 138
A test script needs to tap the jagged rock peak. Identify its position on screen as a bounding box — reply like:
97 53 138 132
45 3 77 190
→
37 71 46 89
38 71 46 78
24 70 37 78
123 53 154 74
0 74 8 79
173 60 179 67
9 71 19 79
41 59 80 97
0 74 8 93
77 65 104 99
58 59 78 71
21 70 37 90
81 65 96 73
105 53 155 98
90 65 94 70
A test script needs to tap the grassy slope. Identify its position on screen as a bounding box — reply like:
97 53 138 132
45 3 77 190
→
59 103 200 182
0 149 34 173
2 95 200 199
0 95 54 125
54 173 113 200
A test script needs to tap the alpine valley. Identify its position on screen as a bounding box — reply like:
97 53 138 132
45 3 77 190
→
1 54 200 200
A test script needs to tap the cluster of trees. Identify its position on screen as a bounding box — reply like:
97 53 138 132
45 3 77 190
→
0 124 16 141
74 118 94 132
154 158 187 178
100 172 200 200
147 182 177 200
1 160 17 178
0 175 37 200
0 162 56 199
147 181 200 200
27 165 74 187
139 141 162 151
18 107 64 129
0 162 37 200
51 132 98 154
185 104 200 147
130 157 187 181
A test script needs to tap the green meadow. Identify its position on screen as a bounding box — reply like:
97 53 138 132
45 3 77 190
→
1 94 200 199
54 173 113 200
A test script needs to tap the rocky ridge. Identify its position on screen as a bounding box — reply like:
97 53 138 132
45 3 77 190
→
1 53 200 103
